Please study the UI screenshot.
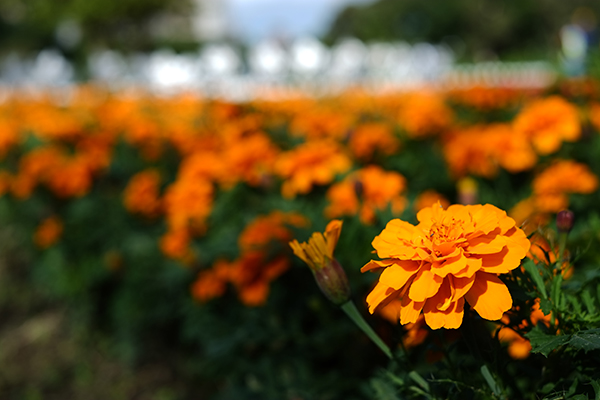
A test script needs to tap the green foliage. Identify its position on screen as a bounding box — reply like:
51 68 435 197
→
325 0 600 60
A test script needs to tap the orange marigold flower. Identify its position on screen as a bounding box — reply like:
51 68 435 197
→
163 178 213 233
532 160 598 213
34 216 63 249
44 156 93 198
123 169 162 218
362 202 530 329
159 228 193 263
193 211 307 305
398 92 453 139
443 124 537 178
513 96 581 155
239 211 308 252
275 140 352 198
349 122 400 161
221 132 279 188
413 190 450 212
325 165 407 224
228 252 290 306
191 261 230 302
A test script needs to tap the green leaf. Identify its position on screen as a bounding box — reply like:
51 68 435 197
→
408 371 430 392
522 258 548 299
480 365 502 397
539 298 553 316
371 378 400 400
525 325 569 357
581 289 597 315
567 329 600 353
590 379 600 400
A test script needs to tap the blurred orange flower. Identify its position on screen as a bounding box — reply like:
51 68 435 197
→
348 122 400 160
532 160 598 213
398 92 453 139
123 169 162 218
193 211 307 306
275 140 352 198
325 165 407 224
34 215 63 249
413 190 450 212
362 202 530 329
513 96 581 155
443 124 536 178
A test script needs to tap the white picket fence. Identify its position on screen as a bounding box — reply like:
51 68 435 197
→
0 37 557 99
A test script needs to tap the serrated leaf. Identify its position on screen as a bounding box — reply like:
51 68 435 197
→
567 329 600 353
522 259 548 299
539 298 553 316
525 325 569 357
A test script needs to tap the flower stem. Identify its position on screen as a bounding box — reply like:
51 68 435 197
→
340 300 393 359
558 232 567 269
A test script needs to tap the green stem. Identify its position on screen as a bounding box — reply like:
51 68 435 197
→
340 300 393 359
558 232 567 271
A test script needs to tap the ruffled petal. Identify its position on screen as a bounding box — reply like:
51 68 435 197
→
465 272 512 321
366 282 401 313
423 297 465 329
379 261 421 290
400 295 425 324
408 267 444 302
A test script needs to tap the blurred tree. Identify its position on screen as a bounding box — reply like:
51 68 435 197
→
0 0 194 54
324 0 600 60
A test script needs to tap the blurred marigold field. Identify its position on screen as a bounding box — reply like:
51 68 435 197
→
2 77 600 399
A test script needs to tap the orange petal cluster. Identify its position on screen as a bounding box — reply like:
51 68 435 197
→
532 160 598 213
443 123 537 178
34 215 64 249
192 211 307 306
513 96 581 155
123 169 162 218
275 140 352 198
348 122 400 161
325 165 407 224
362 202 530 329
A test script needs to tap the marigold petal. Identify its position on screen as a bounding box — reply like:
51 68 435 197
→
466 233 506 254
400 295 425 325
423 297 465 329
408 268 444 302
465 272 512 321
480 246 523 274
361 259 396 273
324 220 343 258
453 257 482 278
449 275 476 302
433 252 467 278
503 226 531 258
366 282 401 313
379 261 421 290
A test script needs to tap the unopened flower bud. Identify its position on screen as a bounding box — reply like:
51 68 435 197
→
313 258 351 305
353 179 364 199
556 209 575 233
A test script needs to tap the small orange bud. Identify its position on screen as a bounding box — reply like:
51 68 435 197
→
290 220 351 305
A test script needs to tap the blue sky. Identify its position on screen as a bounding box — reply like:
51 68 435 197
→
225 0 375 43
